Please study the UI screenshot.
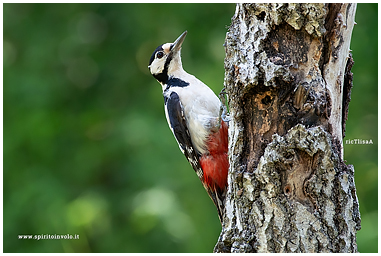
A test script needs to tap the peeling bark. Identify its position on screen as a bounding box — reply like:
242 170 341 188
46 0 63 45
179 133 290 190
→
215 3 360 253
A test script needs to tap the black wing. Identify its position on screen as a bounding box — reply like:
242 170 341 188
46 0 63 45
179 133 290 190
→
165 91 204 181
165 91 225 223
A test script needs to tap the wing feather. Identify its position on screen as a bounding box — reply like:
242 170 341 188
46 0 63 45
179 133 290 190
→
165 90 226 223
165 91 204 181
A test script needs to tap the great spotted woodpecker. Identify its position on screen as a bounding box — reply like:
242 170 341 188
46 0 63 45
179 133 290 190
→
148 31 228 222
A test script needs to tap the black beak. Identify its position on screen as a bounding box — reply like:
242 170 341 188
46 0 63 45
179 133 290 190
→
171 31 187 53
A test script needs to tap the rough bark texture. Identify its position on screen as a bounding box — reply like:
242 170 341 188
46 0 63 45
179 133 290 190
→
215 3 360 253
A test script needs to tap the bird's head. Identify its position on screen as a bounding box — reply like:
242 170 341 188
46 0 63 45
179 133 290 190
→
148 31 187 83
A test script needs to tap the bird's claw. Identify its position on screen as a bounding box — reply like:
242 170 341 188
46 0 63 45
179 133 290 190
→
218 87 230 126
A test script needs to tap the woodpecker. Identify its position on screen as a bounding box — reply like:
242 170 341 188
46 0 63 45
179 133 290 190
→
148 31 228 223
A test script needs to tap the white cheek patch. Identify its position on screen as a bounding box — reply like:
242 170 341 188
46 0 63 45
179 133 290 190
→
149 43 173 75
150 58 166 75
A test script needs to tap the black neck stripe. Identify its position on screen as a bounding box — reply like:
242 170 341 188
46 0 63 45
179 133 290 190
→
150 45 176 84
153 72 168 84
159 51 174 83
163 78 189 101
167 77 189 88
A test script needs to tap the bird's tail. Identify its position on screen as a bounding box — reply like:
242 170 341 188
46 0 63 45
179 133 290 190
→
200 120 229 224
205 183 226 223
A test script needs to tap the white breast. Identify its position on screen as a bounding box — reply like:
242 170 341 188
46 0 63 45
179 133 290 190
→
165 71 221 155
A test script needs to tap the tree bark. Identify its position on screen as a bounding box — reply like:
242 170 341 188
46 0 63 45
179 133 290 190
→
215 3 360 253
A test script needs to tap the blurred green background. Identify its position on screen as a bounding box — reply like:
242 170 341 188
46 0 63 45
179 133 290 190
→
3 3 377 253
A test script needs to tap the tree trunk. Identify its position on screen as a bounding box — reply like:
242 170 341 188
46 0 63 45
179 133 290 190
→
215 3 360 253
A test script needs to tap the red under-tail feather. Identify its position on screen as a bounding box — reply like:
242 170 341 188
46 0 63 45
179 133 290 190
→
199 120 229 222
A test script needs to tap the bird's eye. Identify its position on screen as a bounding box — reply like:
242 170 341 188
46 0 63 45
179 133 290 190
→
156 51 164 59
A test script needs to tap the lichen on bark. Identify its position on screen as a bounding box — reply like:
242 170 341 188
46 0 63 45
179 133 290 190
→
215 124 360 252
216 3 360 253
